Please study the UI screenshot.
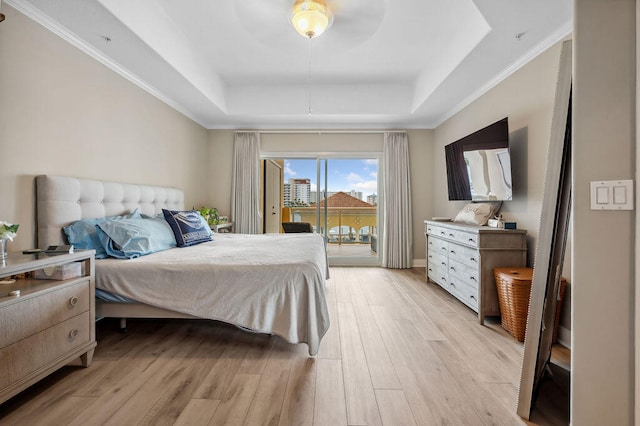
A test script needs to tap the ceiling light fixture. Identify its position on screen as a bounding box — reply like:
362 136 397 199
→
289 0 332 39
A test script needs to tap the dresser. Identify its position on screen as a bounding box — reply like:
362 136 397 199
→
425 220 527 324
0 250 96 404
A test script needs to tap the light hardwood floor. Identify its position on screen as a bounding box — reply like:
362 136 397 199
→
0 267 569 425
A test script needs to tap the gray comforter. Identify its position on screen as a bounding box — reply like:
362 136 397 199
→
95 233 329 355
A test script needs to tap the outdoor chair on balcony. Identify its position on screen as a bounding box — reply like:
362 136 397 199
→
282 222 313 233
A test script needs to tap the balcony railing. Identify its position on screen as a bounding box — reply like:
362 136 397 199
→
288 206 377 247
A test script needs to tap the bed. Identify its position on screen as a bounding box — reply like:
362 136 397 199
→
35 175 330 355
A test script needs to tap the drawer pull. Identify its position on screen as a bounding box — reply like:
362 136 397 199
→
449 233 454 237
68 329 79 340
441 247 446 251
450 250 456 255
468 238 476 243
470 276 477 281
69 296 79 307
428 268 433 272
428 255 432 259
450 266 455 271
449 283 456 288
440 231 445 235
470 295 477 300
441 262 446 266
470 257 477 262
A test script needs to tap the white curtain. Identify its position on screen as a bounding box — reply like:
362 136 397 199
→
382 132 413 268
232 132 261 234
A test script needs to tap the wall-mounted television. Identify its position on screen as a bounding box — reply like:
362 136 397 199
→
445 117 512 201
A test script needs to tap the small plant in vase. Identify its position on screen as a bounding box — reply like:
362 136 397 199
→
0 221 19 259
198 207 220 226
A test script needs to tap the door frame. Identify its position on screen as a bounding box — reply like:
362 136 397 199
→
263 159 282 233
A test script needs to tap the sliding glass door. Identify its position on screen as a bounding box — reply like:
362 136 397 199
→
263 154 381 266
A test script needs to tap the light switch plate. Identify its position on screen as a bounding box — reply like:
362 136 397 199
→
590 180 634 210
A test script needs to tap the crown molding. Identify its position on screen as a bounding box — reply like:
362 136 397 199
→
5 0 207 128
434 20 573 128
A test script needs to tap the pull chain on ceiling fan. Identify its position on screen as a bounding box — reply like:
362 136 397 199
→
307 37 313 115
288 0 335 115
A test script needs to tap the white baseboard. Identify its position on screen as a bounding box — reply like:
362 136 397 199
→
557 325 571 349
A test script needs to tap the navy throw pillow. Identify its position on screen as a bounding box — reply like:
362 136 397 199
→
162 209 212 247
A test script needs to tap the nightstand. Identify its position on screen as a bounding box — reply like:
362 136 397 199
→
211 222 234 233
0 250 96 404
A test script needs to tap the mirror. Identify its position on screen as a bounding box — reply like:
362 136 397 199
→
517 39 572 419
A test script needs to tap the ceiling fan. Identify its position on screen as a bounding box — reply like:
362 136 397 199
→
234 0 385 45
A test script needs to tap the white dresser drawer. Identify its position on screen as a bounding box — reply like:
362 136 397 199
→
427 261 448 287
448 258 480 289
428 237 449 256
427 239 449 287
455 279 479 311
447 244 480 269
443 279 464 300
426 223 478 248
445 229 479 248
427 224 449 239
0 280 90 350
428 250 448 270
444 277 478 310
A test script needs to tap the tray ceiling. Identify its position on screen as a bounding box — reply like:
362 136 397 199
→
7 0 572 129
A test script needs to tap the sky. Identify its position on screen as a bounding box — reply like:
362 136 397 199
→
284 158 378 199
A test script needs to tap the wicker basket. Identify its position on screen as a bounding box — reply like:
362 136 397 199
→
494 267 566 343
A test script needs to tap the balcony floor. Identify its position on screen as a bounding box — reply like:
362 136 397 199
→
326 242 378 259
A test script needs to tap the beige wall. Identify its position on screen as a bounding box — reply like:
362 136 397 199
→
433 40 566 268
0 5 209 251
208 130 435 262
573 1 635 423
433 39 575 337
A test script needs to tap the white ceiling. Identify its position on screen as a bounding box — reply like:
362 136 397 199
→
7 0 572 129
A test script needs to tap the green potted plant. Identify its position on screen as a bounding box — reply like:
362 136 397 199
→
197 207 219 226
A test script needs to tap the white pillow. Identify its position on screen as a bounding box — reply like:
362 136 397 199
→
453 202 502 226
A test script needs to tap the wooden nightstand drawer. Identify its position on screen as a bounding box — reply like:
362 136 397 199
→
0 311 91 389
0 279 90 349
0 250 96 405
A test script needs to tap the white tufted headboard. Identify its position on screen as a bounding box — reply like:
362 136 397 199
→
36 175 185 249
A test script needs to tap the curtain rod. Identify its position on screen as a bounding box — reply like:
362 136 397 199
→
233 129 407 135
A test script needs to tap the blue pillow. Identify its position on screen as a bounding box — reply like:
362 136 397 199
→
162 209 212 247
63 210 142 259
95 217 176 259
